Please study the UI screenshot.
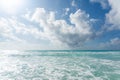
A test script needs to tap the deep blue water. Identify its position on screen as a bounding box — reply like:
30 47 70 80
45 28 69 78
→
0 50 120 80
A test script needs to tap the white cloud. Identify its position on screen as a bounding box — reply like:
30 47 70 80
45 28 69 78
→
100 37 120 50
22 10 32 20
0 8 96 49
70 9 92 35
30 8 94 47
8 18 45 39
105 0 120 31
0 16 46 43
91 0 120 31
90 0 109 9
71 0 77 7
64 8 70 15
0 17 22 42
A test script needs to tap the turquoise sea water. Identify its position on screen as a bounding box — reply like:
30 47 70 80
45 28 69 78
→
0 50 120 80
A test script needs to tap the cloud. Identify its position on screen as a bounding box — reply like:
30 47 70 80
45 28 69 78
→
91 0 120 35
104 0 120 31
100 37 120 50
90 0 109 9
64 8 70 15
71 0 77 8
0 16 46 43
29 8 95 48
0 7 97 49
93 0 120 31
0 17 22 42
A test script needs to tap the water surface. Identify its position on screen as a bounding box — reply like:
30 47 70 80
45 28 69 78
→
0 50 120 80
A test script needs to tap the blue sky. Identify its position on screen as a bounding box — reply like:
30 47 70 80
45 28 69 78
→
0 0 120 50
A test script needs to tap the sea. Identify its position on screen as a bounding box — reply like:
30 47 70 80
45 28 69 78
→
0 50 120 80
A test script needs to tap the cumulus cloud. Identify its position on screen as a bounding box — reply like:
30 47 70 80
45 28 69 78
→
100 37 120 50
90 0 109 9
29 8 94 47
90 0 120 33
0 7 96 49
104 0 120 31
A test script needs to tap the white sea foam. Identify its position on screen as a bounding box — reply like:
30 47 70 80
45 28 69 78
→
0 50 120 80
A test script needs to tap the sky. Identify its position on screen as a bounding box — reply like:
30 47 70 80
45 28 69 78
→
0 0 120 50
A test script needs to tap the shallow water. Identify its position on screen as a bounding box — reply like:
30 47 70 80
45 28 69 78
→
0 50 120 80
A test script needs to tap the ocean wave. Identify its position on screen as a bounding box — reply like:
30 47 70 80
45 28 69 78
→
0 50 120 80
